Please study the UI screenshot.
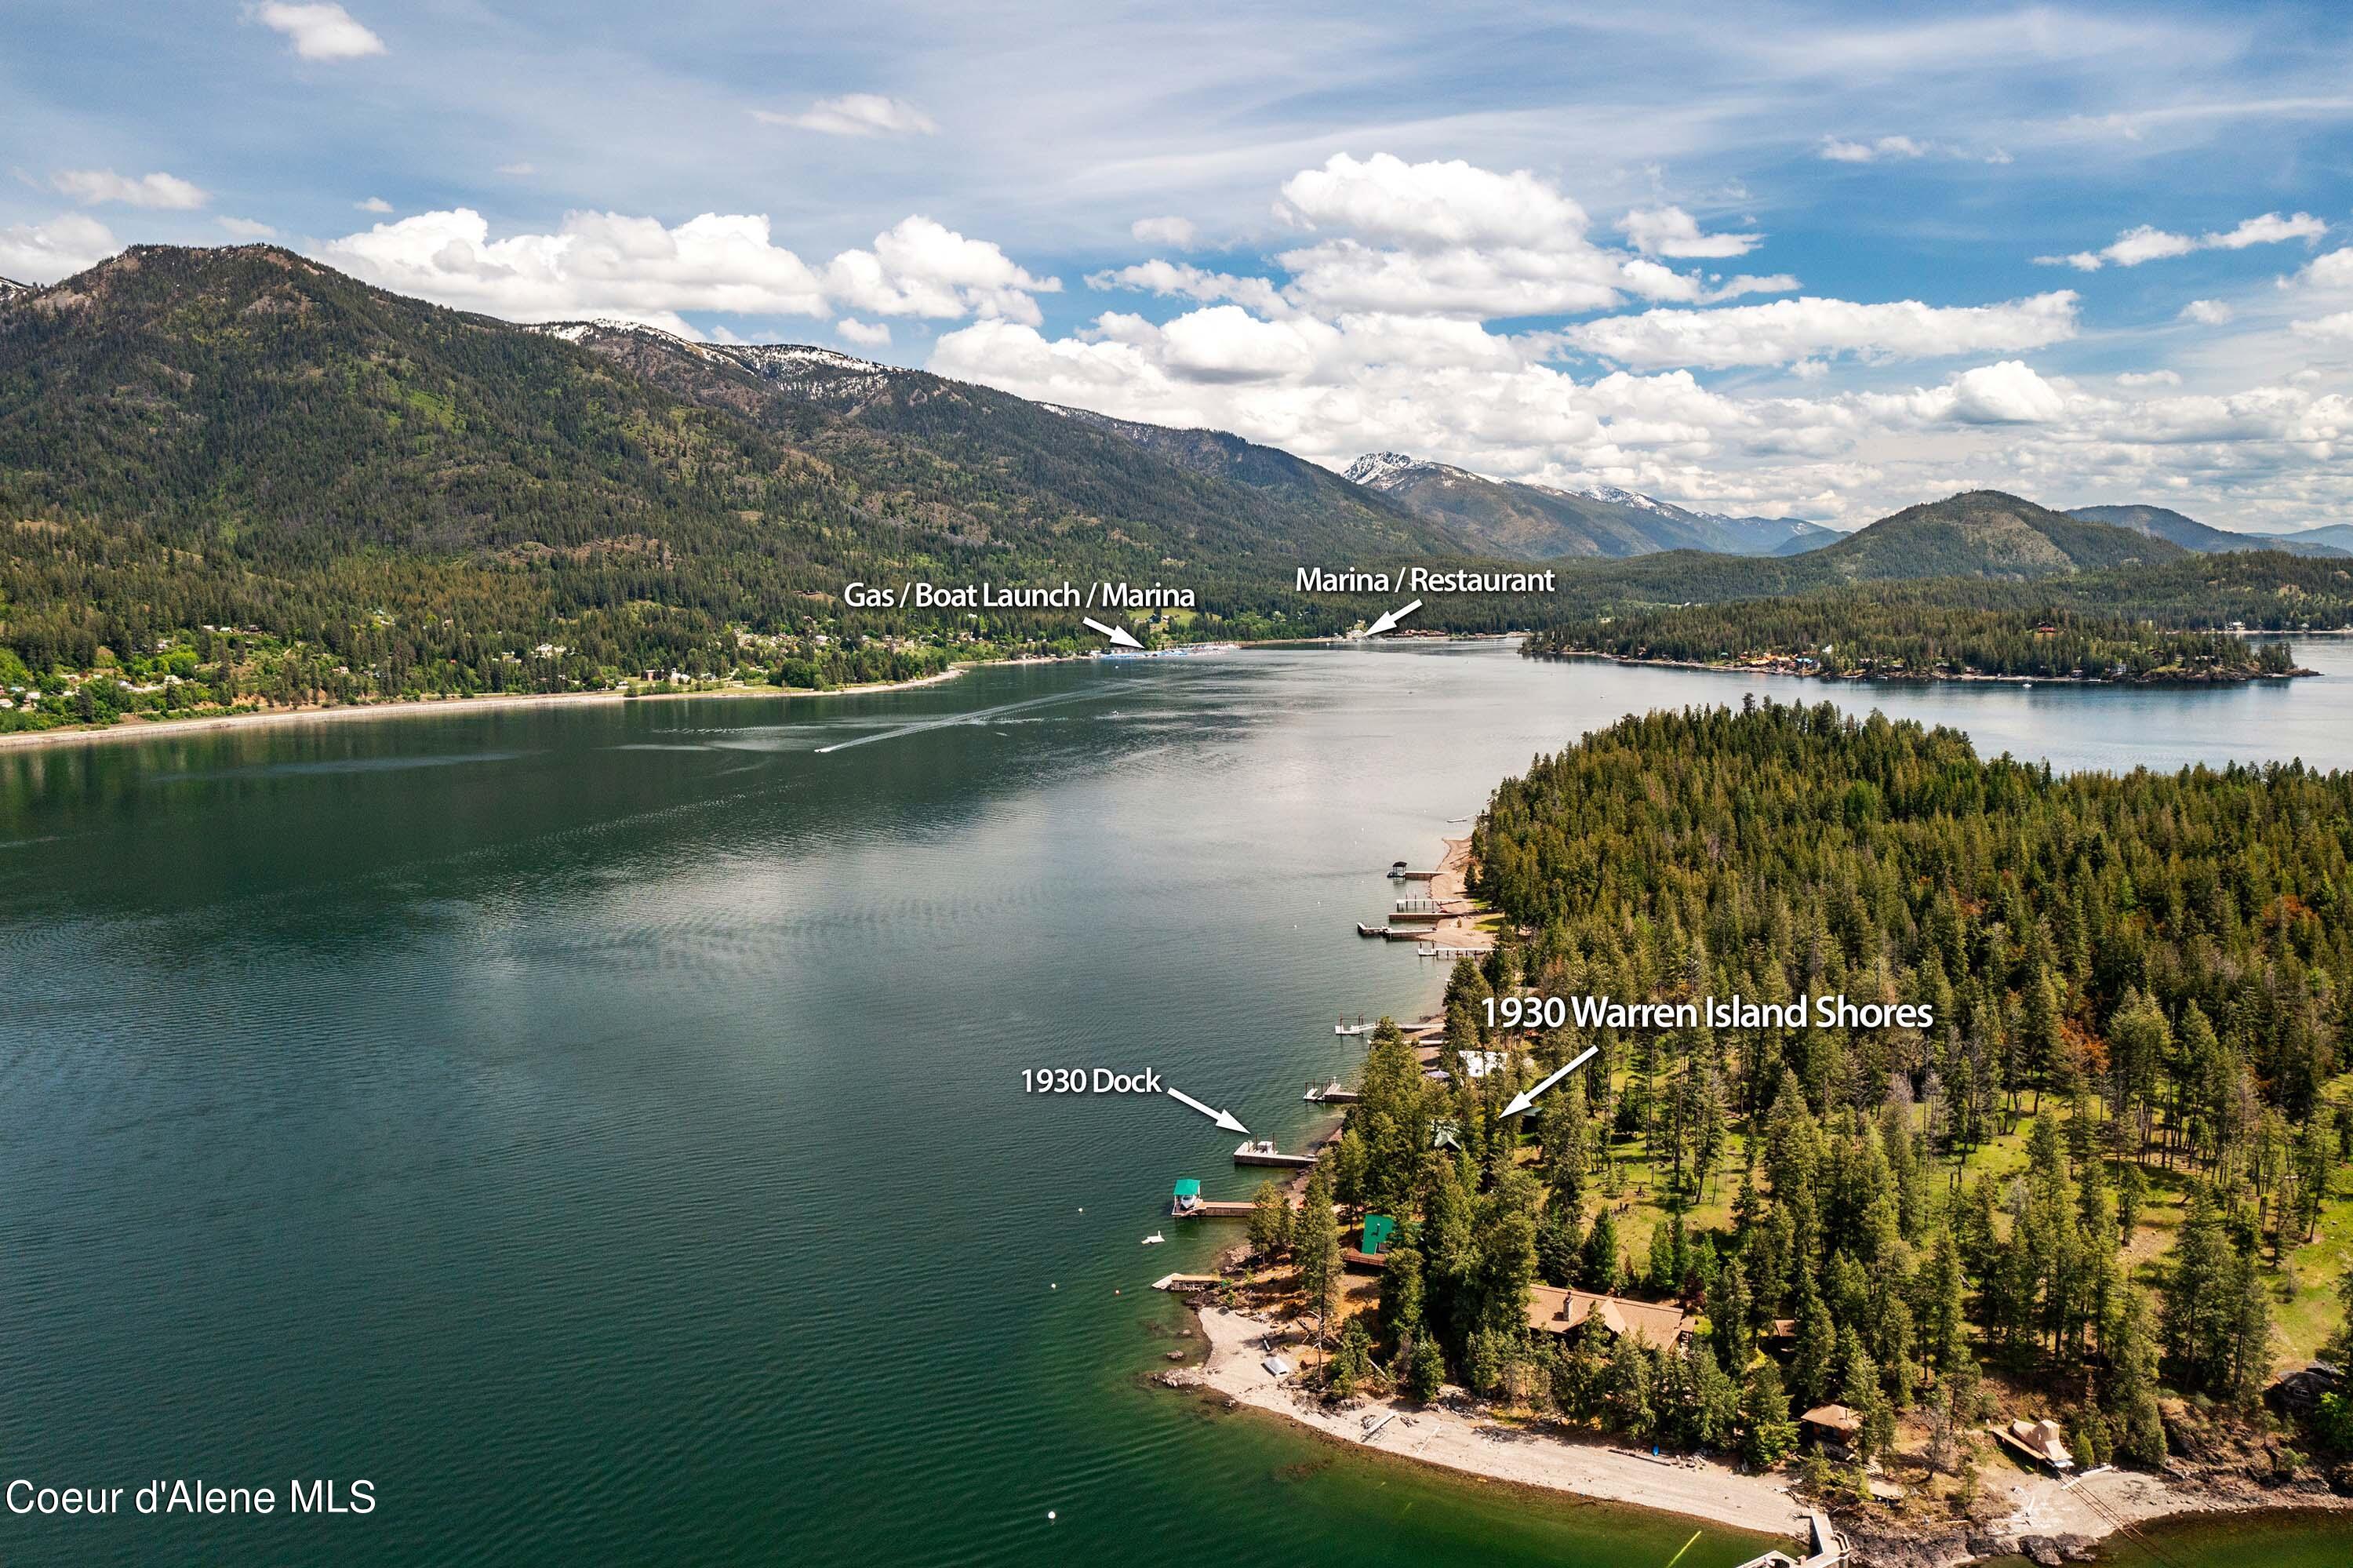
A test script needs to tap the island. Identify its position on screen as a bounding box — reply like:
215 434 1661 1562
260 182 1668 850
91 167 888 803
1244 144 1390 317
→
1165 700 2353 1566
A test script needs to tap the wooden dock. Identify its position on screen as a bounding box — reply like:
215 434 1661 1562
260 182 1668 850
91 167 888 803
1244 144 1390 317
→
1235 1139 1318 1169
1341 1248 1391 1270
1151 1272 1224 1291
1174 1199 1257 1219
1304 1079 1361 1104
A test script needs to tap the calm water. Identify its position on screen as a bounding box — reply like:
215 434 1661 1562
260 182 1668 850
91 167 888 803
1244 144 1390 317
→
5 640 2353 1566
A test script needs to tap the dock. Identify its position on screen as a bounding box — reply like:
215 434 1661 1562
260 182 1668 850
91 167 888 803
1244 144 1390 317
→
1340 1248 1391 1270
1304 1079 1360 1104
1235 1139 1319 1169
1174 1198 1258 1219
1151 1272 1224 1291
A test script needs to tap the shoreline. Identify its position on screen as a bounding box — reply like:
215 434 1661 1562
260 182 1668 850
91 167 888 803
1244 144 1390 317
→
1164 808 2353 1566
0 664 973 754
1533 649 2315 687
1180 1255 2346 1565
1180 1304 1807 1539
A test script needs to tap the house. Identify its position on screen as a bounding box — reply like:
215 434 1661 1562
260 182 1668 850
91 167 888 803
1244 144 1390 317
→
1993 1417 2075 1475
1798 1404 1863 1453
1524 1286 1694 1347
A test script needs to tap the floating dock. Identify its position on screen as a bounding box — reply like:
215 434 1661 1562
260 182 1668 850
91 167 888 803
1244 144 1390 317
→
1304 1079 1360 1104
1235 1139 1318 1169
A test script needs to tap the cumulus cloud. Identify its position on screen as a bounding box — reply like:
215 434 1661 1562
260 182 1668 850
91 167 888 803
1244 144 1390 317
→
755 94 936 137
2290 310 2353 343
53 169 207 209
835 318 891 347
0 214 118 282
1617 206 1762 259
1818 135 1929 162
252 2 386 61
2037 212 2326 271
2116 369 2182 387
1087 259 1288 315
1130 216 1196 249
1899 361 2071 424
318 208 1053 334
355 196 392 213
2179 298 2232 326
217 216 278 239
1562 291 2080 370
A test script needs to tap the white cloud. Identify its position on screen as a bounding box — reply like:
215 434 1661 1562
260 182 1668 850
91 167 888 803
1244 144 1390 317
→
2037 211 2326 270
1087 259 1286 315
0 214 118 282
1907 361 2071 424
1818 135 1929 162
355 196 392 213
53 169 207 209
821 216 1057 324
217 216 278 239
1562 290 2080 369
2179 298 2232 325
496 162 537 176
2207 211 2328 250
835 318 891 347
2116 369 2182 387
754 94 936 138
1276 152 1588 250
2290 310 2353 343
252 2 386 61
319 208 1054 334
1130 216 1197 249
1617 206 1762 259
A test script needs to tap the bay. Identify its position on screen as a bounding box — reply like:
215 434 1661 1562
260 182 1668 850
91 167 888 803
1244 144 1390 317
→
5 638 2352 1566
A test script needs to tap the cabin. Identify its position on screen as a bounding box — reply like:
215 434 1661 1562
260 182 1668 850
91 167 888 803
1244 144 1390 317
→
1992 1417 2075 1475
1798 1404 1863 1456
1524 1286 1695 1347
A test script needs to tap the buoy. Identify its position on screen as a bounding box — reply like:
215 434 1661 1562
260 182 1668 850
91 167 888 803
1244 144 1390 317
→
1047 1510 1057 1521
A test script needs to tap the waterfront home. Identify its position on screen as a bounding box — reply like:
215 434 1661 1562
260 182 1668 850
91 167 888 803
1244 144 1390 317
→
1524 1286 1694 1347
1992 1417 2075 1475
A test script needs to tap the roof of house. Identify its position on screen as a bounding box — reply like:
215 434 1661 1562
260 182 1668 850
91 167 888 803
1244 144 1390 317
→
2001 1418 2075 1469
1524 1286 1694 1346
1800 1404 1864 1434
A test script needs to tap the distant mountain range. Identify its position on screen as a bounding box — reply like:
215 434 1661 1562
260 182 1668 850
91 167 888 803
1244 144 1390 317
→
2070 504 2351 559
0 245 2342 696
1340 451 1838 561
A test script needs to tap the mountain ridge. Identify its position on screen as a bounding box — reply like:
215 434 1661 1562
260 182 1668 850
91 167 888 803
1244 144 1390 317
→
1340 449 1838 560
2070 503 2348 559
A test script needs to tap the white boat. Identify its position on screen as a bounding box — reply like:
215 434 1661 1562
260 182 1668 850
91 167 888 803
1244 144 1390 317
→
1140 1232 1166 1245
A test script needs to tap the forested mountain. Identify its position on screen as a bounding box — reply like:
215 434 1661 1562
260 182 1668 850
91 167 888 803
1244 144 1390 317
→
2249 522 2353 555
538 319 1456 562
1341 451 1835 560
2071 504 2348 558
0 246 1492 729
1271 701 2353 1490
0 276 27 305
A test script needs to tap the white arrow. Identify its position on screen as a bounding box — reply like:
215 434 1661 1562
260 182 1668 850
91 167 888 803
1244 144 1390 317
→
1166 1086 1249 1134
1084 617 1144 649
1500 1045 1598 1119
1362 598 1424 638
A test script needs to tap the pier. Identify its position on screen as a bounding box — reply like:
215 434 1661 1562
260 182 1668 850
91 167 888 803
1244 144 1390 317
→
1304 1079 1360 1104
1234 1139 1319 1169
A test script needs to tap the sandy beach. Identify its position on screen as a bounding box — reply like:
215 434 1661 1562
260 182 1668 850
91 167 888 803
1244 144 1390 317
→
1182 1303 2334 1560
0 665 969 753
1182 1304 1808 1539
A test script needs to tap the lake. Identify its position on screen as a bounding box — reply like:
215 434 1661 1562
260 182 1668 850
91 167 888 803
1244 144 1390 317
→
5 638 2353 1566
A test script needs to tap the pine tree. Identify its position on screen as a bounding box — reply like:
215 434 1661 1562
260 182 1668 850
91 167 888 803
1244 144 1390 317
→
1739 1359 1799 1470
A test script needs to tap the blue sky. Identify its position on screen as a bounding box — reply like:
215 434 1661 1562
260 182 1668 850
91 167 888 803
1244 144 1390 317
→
7 1 2353 527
